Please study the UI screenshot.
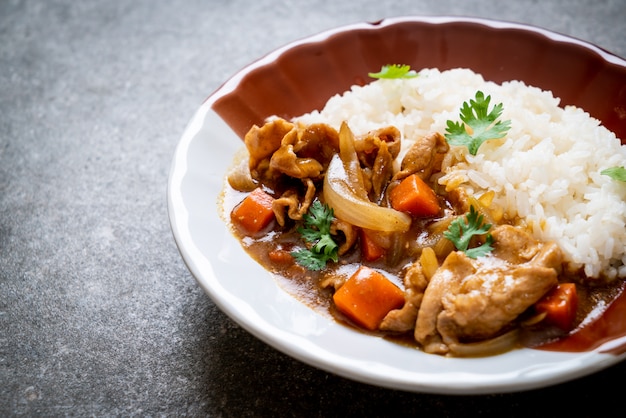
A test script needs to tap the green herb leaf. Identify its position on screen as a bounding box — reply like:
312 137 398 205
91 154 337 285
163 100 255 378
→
601 166 626 182
291 249 330 271
368 64 418 79
291 201 339 270
464 234 494 259
443 206 494 259
444 91 511 156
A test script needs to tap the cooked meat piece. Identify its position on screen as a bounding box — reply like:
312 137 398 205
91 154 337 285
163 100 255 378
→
527 241 563 273
437 254 558 345
270 129 324 179
330 219 357 255
245 119 339 183
380 260 429 332
414 251 472 354
273 190 301 227
415 225 562 355
270 123 340 180
354 126 402 166
447 186 471 214
320 272 347 291
245 118 295 177
394 132 449 182
272 178 316 226
353 126 401 202
293 123 340 166
368 140 395 203
491 224 557 266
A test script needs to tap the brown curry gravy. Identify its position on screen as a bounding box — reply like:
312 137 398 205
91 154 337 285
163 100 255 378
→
224 185 626 356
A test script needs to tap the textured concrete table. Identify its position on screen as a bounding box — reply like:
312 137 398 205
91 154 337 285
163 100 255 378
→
2 0 625 416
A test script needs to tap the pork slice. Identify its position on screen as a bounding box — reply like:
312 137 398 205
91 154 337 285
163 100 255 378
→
414 251 474 354
414 225 563 354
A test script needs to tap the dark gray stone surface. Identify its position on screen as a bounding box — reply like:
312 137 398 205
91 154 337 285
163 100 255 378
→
1 0 624 416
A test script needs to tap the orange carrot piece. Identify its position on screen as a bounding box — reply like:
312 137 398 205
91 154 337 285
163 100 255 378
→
230 188 275 234
333 266 405 331
268 248 294 264
535 283 578 331
389 174 440 217
359 229 385 262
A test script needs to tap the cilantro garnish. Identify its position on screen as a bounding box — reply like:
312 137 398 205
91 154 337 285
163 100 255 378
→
443 206 494 259
368 64 418 79
291 201 339 271
601 166 626 182
444 91 511 156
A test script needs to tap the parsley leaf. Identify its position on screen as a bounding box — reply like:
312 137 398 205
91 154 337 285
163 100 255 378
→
291 201 339 270
443 206 494 259
368 64 418 79
601 166 626 182
291 248 330 271
444 91 511 156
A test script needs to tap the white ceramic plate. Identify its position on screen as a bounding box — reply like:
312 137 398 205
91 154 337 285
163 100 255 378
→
167 17 626 394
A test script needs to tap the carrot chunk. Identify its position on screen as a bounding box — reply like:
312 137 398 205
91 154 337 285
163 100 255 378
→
389 174 440 217
268 248 294 264
230 188 275 234
359 229 385 262
535 283 578 331
333 266 405 331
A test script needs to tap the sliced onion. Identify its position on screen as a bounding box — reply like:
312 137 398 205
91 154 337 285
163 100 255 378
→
521 311 547 326
323 154 411 232
448 329 520 357
338 121 367 199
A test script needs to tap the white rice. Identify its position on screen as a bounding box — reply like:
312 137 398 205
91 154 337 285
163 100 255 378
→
295 68 626 279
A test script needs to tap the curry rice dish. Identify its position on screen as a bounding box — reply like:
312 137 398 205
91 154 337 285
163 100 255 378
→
223 67 626 357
